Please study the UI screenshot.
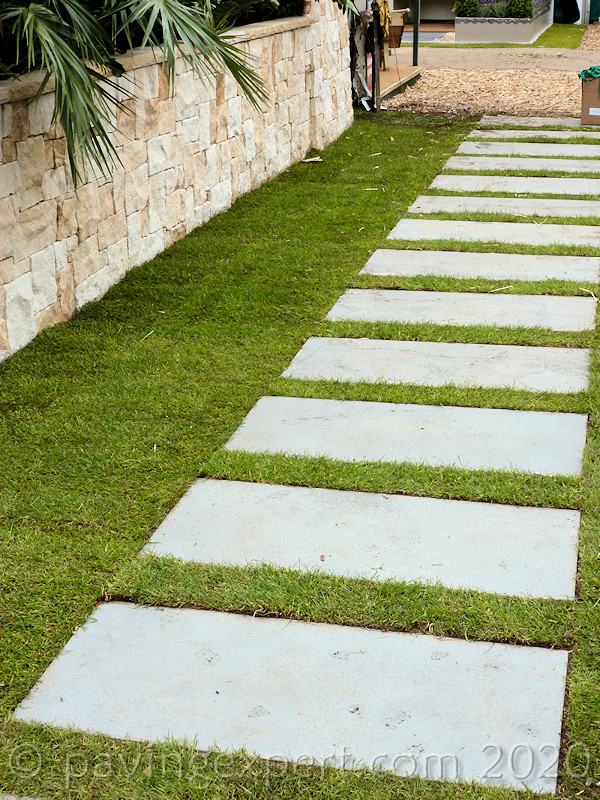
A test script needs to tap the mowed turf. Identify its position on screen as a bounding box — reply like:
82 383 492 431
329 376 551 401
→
2 110 600 799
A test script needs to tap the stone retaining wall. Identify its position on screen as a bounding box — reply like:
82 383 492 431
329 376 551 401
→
0 0 352 360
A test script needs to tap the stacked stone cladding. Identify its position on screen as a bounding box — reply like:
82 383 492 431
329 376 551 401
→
0 0 352 359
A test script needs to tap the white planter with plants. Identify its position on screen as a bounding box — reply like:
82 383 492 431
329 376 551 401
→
454 0 554 43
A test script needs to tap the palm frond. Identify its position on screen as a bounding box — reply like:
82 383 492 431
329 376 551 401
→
2 1 131 185
108 0 268 107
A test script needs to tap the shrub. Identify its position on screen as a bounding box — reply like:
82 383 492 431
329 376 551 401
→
506 0 535 15
212 0 304 26
453 0 479 15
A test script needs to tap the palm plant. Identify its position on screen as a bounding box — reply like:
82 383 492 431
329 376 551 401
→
0 0 267 185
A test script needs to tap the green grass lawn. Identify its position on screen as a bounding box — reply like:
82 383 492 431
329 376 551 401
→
405 22 587 48
2 110 600 799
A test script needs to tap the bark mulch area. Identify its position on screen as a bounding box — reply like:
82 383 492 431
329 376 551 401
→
579 21 600 50
386 68 580 116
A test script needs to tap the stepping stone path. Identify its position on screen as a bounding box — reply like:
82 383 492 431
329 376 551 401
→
16 117 598 795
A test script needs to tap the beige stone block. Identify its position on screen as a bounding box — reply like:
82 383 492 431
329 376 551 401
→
57 197 78 240
148 173 167 233
34 300 62 333
121 139 147 172
97 211 127 250
75 182 101 241
216 72 225 107
5 272 35 350
144 97 160 139
54 239 68 271
57 262 76 319
175 71 195 119
215 101 228 144
0 319 8 351
164 224 185 249
158 100 176 135
0 257 14 284
106 238 129 282
158 65 170 101
116 100 136 141
2 137 16 162
140 206 149 237
112 171 125 213
71 234 100 284
1 104 13 139
125 164 149 215
166 189 186 228
13 257 31 278
29 93 55 136
137 64 159 99
31 244 58 313
43 166 67 200
16 136 45 209
11 102 29 141
171 135 184 167
44 139 54 170
99 183 115 219
12 201 57 262
192 151 206 205
0 162 21 198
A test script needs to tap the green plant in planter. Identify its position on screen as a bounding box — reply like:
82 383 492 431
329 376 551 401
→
453 0 479 16
478 1 510 16
506 0 534 16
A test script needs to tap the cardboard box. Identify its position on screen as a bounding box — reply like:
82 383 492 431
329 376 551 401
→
582 77 600 126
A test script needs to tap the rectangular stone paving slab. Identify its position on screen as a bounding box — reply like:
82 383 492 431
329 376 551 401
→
14 601 568 793
409 195 600 219
282 336 590 393
479 115 583 128
389 218 600 259
445 156 600 174
145 479 579 599
224 396 588 476
430 174 600 196
459 141 600 159
328 288 596 332
470 129 600 141
362 249 600 282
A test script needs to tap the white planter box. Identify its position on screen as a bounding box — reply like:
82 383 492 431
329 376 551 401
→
455 2 554 43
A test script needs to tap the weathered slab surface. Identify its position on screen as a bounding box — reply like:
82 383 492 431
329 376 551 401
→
409 195 600 218
445 156 600 174
459 141 600 158
362 249 600 282
430 174 600 196
469 129 600 141
328 289 596 332
479 115 583 128
224 396 588 476
283 336 590 392
389 218 600 257
14 602 568 793
145 479 580 598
